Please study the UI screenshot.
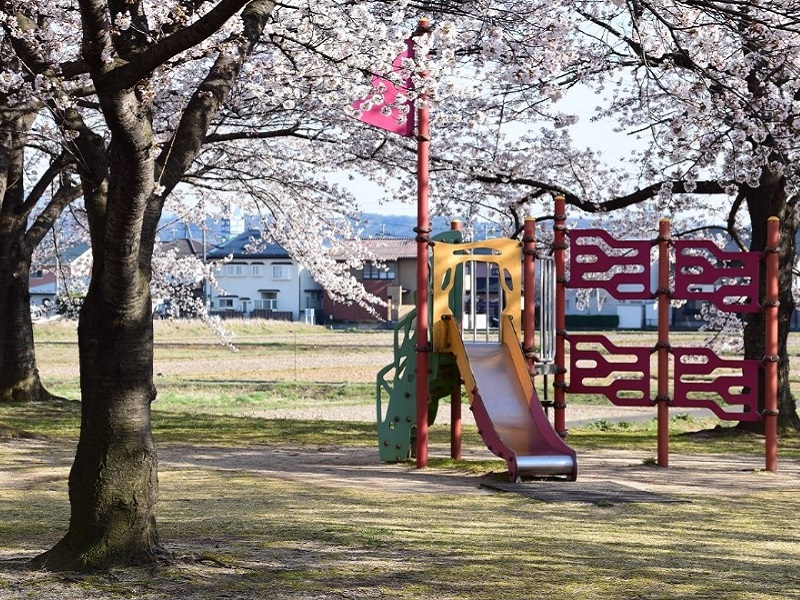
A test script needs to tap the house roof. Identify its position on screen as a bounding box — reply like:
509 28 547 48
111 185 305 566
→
159 238 208 258
38 242 91 266
30 282 57 295
206 230 291 260
207 231 419 262
60 243 91 263
359 237 417 261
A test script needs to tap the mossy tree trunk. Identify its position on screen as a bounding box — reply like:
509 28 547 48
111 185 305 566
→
0 110 45 403
32 86 165 568
0 109 72 403
32 279 162 569
0 234 51 403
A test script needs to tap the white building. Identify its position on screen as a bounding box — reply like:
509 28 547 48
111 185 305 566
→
206 230 323 322
29 243 92 312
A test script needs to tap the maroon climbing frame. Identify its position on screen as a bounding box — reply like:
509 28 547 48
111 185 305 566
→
672 347 761 421
556 203 780 471
568 229 653 299
567 334 652 407
673 240 760 313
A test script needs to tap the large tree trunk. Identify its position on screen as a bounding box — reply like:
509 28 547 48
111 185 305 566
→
0 223 52 402
0 109 56 403
28 0 274 571
31 58 165 564
741 175 800 432
31 279 162 570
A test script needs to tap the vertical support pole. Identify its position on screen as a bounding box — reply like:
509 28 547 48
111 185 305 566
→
765 216 780 472
484 259 490 342
450 385 461 460
656 219 671 467
523 216 537 375
414 18 431 469
553 196 568 438
450 218 463 460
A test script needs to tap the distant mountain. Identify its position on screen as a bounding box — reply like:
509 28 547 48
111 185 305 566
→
355 213 456 238
158 212 474 244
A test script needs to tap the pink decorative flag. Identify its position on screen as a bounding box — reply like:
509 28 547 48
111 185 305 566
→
351 39 415 136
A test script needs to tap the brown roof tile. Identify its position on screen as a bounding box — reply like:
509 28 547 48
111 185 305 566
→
361 237 417 261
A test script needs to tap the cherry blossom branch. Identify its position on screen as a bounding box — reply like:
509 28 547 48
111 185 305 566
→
86 0 255 92
20 151 74 217
727 191 747 251
141 0 277 272
24 181 84 256
204 124 302 143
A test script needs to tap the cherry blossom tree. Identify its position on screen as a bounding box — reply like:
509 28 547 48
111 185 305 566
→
0 0 456 570
0 0 423 411
0 119 79 402
4 0 798 571
0 13 85 402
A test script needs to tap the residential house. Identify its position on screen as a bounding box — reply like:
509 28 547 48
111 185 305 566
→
323 237 418 324
206 230 323 322
29 243 92 312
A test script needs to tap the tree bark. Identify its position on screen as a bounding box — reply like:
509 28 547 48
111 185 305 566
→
0 109 56 403
31 62 164 566
30 0 276 570
740 174 800 432
0 220 53 402
31 279 162 570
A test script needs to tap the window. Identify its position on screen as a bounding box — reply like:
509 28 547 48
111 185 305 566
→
224 263 245 276
31 269 44 279
218 297 235 309
306 290 323 310
272 263 291 280
256 290 278 310
363 261 396 280
251 263 264 276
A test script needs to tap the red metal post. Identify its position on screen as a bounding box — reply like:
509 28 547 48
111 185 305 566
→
765 216 780 472
450 218 463 460
523 217 537 374
414 18 431 468
657 219 670 467
553 197 567 438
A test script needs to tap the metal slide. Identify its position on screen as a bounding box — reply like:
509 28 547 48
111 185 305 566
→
440 315 577 482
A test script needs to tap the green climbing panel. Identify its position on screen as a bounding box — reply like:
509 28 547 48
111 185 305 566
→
376 229 464 462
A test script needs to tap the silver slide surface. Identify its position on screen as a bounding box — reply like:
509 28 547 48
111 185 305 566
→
464 342 577 481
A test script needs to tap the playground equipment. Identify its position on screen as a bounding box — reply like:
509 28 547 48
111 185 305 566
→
376 196 780 478
431 236 577 481
377 220 577 482
553 196 779 470
376 229 464 464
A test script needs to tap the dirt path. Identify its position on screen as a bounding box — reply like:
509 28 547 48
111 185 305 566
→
2 400 795 500
3 434 798 501
245 403 709 427
159 442 800 498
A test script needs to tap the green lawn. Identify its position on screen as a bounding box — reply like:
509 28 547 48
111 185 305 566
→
1 319 798 599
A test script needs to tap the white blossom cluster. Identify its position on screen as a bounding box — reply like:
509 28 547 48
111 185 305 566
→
350 0 800 237
10 0 800 338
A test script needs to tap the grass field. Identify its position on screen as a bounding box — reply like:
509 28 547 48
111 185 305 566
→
32 318 800 413
1 319 799 599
